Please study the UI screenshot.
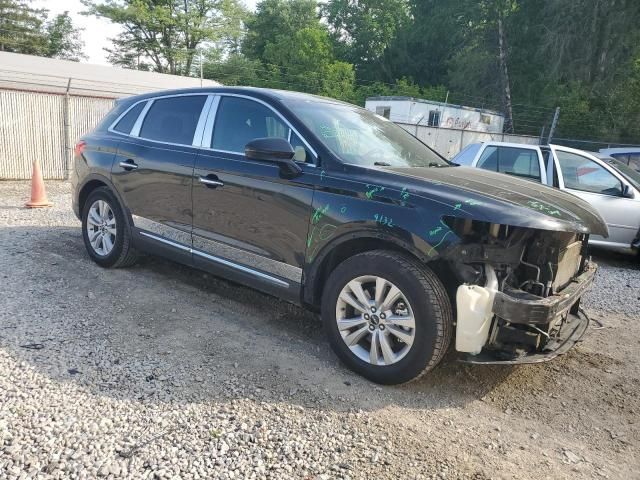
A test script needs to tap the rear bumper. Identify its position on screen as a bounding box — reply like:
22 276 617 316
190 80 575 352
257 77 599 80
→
459 309 589 365
491 262 597 325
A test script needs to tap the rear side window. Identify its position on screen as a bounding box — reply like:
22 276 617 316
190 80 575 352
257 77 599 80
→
212 97 288 153
113 102 145 134
478 146 541 181
139 95 207 145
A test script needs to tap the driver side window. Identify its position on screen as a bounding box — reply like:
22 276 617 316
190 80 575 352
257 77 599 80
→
212 97 288 153
556 151 623 196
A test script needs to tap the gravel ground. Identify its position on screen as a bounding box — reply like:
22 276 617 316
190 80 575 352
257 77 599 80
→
1 181 638 480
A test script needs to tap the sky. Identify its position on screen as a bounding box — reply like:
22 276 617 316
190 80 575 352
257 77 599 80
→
33 0 258 65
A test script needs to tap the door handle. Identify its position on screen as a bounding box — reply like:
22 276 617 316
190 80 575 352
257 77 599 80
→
199 176 224 188
119 160 138 171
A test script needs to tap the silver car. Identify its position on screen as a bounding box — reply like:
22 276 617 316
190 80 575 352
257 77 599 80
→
453 142 640 255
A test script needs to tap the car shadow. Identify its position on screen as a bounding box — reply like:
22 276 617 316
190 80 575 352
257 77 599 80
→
1 224 532 414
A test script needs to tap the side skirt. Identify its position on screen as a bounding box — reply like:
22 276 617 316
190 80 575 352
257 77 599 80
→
132 228 302 305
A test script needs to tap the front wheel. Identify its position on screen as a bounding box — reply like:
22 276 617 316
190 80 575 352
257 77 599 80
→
321 250 452 384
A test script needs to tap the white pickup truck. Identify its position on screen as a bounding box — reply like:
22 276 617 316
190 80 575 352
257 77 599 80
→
452 142 640 255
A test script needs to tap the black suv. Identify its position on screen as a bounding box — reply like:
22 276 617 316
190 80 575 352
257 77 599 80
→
72 87 606 384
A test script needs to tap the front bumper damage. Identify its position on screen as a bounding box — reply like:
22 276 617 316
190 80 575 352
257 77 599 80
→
458 262 597 365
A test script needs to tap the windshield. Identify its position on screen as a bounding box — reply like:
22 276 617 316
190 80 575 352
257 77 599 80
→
607 157 640 191
284 99 449 168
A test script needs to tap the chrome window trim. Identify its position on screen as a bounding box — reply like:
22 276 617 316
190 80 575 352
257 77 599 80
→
107 92 318 164
108 99 150 137
138 231 290 288
107 93 212 147
203 93 318 165
131 100 153 137
192 95 215 147
201 95 220 149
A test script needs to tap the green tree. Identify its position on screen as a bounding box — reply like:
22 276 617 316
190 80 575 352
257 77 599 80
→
242 0 318 60
0 0 47 54
0 1 86 61
322 0 410 82
46 12 87 61
83 0 247 75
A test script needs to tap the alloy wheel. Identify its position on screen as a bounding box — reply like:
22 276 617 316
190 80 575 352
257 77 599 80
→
335 275 416 366
86 199 117 256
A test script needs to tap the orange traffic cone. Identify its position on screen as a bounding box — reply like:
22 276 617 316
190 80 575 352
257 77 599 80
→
25 159 53 208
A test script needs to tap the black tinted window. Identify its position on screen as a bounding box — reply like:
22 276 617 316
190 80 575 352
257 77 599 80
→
114 102 145 134
212 97 288 152
139 96 207 145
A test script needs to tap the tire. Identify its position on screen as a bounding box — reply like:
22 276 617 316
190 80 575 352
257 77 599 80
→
81 186 138 268
321 250 452 385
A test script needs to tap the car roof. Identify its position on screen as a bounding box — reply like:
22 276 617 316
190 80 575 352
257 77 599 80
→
117 86 353 107
599 147 640 154
477 141 542 149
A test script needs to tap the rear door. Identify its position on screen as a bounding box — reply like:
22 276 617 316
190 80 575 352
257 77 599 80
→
551 145 640 248
111 94 212 260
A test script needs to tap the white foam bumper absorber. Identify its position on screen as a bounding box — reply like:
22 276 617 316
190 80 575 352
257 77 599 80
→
455 265 498 354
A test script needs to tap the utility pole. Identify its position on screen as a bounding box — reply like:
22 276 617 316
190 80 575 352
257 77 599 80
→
199 50 203 87
433 90 449 150
547 107 560 144
63 78 72 180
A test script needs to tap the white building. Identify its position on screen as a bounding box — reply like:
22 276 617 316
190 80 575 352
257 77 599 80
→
365 96 505 134
0 51 220 98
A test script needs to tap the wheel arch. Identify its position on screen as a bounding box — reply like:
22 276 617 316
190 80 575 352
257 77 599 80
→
303 230 457 309
77 174 130 224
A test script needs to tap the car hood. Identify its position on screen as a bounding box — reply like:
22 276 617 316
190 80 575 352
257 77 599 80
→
383 165 609 237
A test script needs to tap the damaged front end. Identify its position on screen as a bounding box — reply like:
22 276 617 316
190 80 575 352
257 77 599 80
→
443 218 596 364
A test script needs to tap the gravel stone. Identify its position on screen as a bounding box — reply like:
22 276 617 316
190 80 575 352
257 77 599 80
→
0 181 638 479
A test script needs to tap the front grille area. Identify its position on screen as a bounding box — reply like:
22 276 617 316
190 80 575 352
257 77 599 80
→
517 231 585 298
553 240 583 291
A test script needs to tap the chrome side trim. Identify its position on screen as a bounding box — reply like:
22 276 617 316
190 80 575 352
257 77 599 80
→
134 216 295 287
192 249 290 288
193 234 302 283
132 215 192 245
140 231 190 252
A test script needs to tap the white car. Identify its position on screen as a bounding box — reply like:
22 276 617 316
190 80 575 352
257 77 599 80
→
453 142 640 255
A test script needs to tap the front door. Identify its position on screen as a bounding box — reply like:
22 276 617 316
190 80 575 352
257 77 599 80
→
551 146 640 249
191 95 316 301
111 94 210 260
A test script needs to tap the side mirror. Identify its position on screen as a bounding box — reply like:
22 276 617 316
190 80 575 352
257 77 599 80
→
622 183 635 198
245 137 302 178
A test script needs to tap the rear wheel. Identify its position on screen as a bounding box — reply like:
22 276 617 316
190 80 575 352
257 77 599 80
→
82 187 138 268
322 250 452 384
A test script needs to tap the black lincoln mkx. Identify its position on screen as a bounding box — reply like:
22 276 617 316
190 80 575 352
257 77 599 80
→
72 87 606 384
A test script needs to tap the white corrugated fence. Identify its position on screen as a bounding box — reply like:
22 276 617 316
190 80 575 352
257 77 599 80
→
0 89 114 179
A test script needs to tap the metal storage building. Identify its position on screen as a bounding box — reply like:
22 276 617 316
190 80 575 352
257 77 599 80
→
365 96 505 134
0 52 220 179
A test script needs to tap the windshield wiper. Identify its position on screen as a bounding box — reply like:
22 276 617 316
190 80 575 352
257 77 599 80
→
374 161 392 166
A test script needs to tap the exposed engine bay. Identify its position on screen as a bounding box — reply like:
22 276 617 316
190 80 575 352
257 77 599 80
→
443 218 595 363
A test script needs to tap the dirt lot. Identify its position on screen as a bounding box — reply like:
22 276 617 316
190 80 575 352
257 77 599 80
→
1 181 639 479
